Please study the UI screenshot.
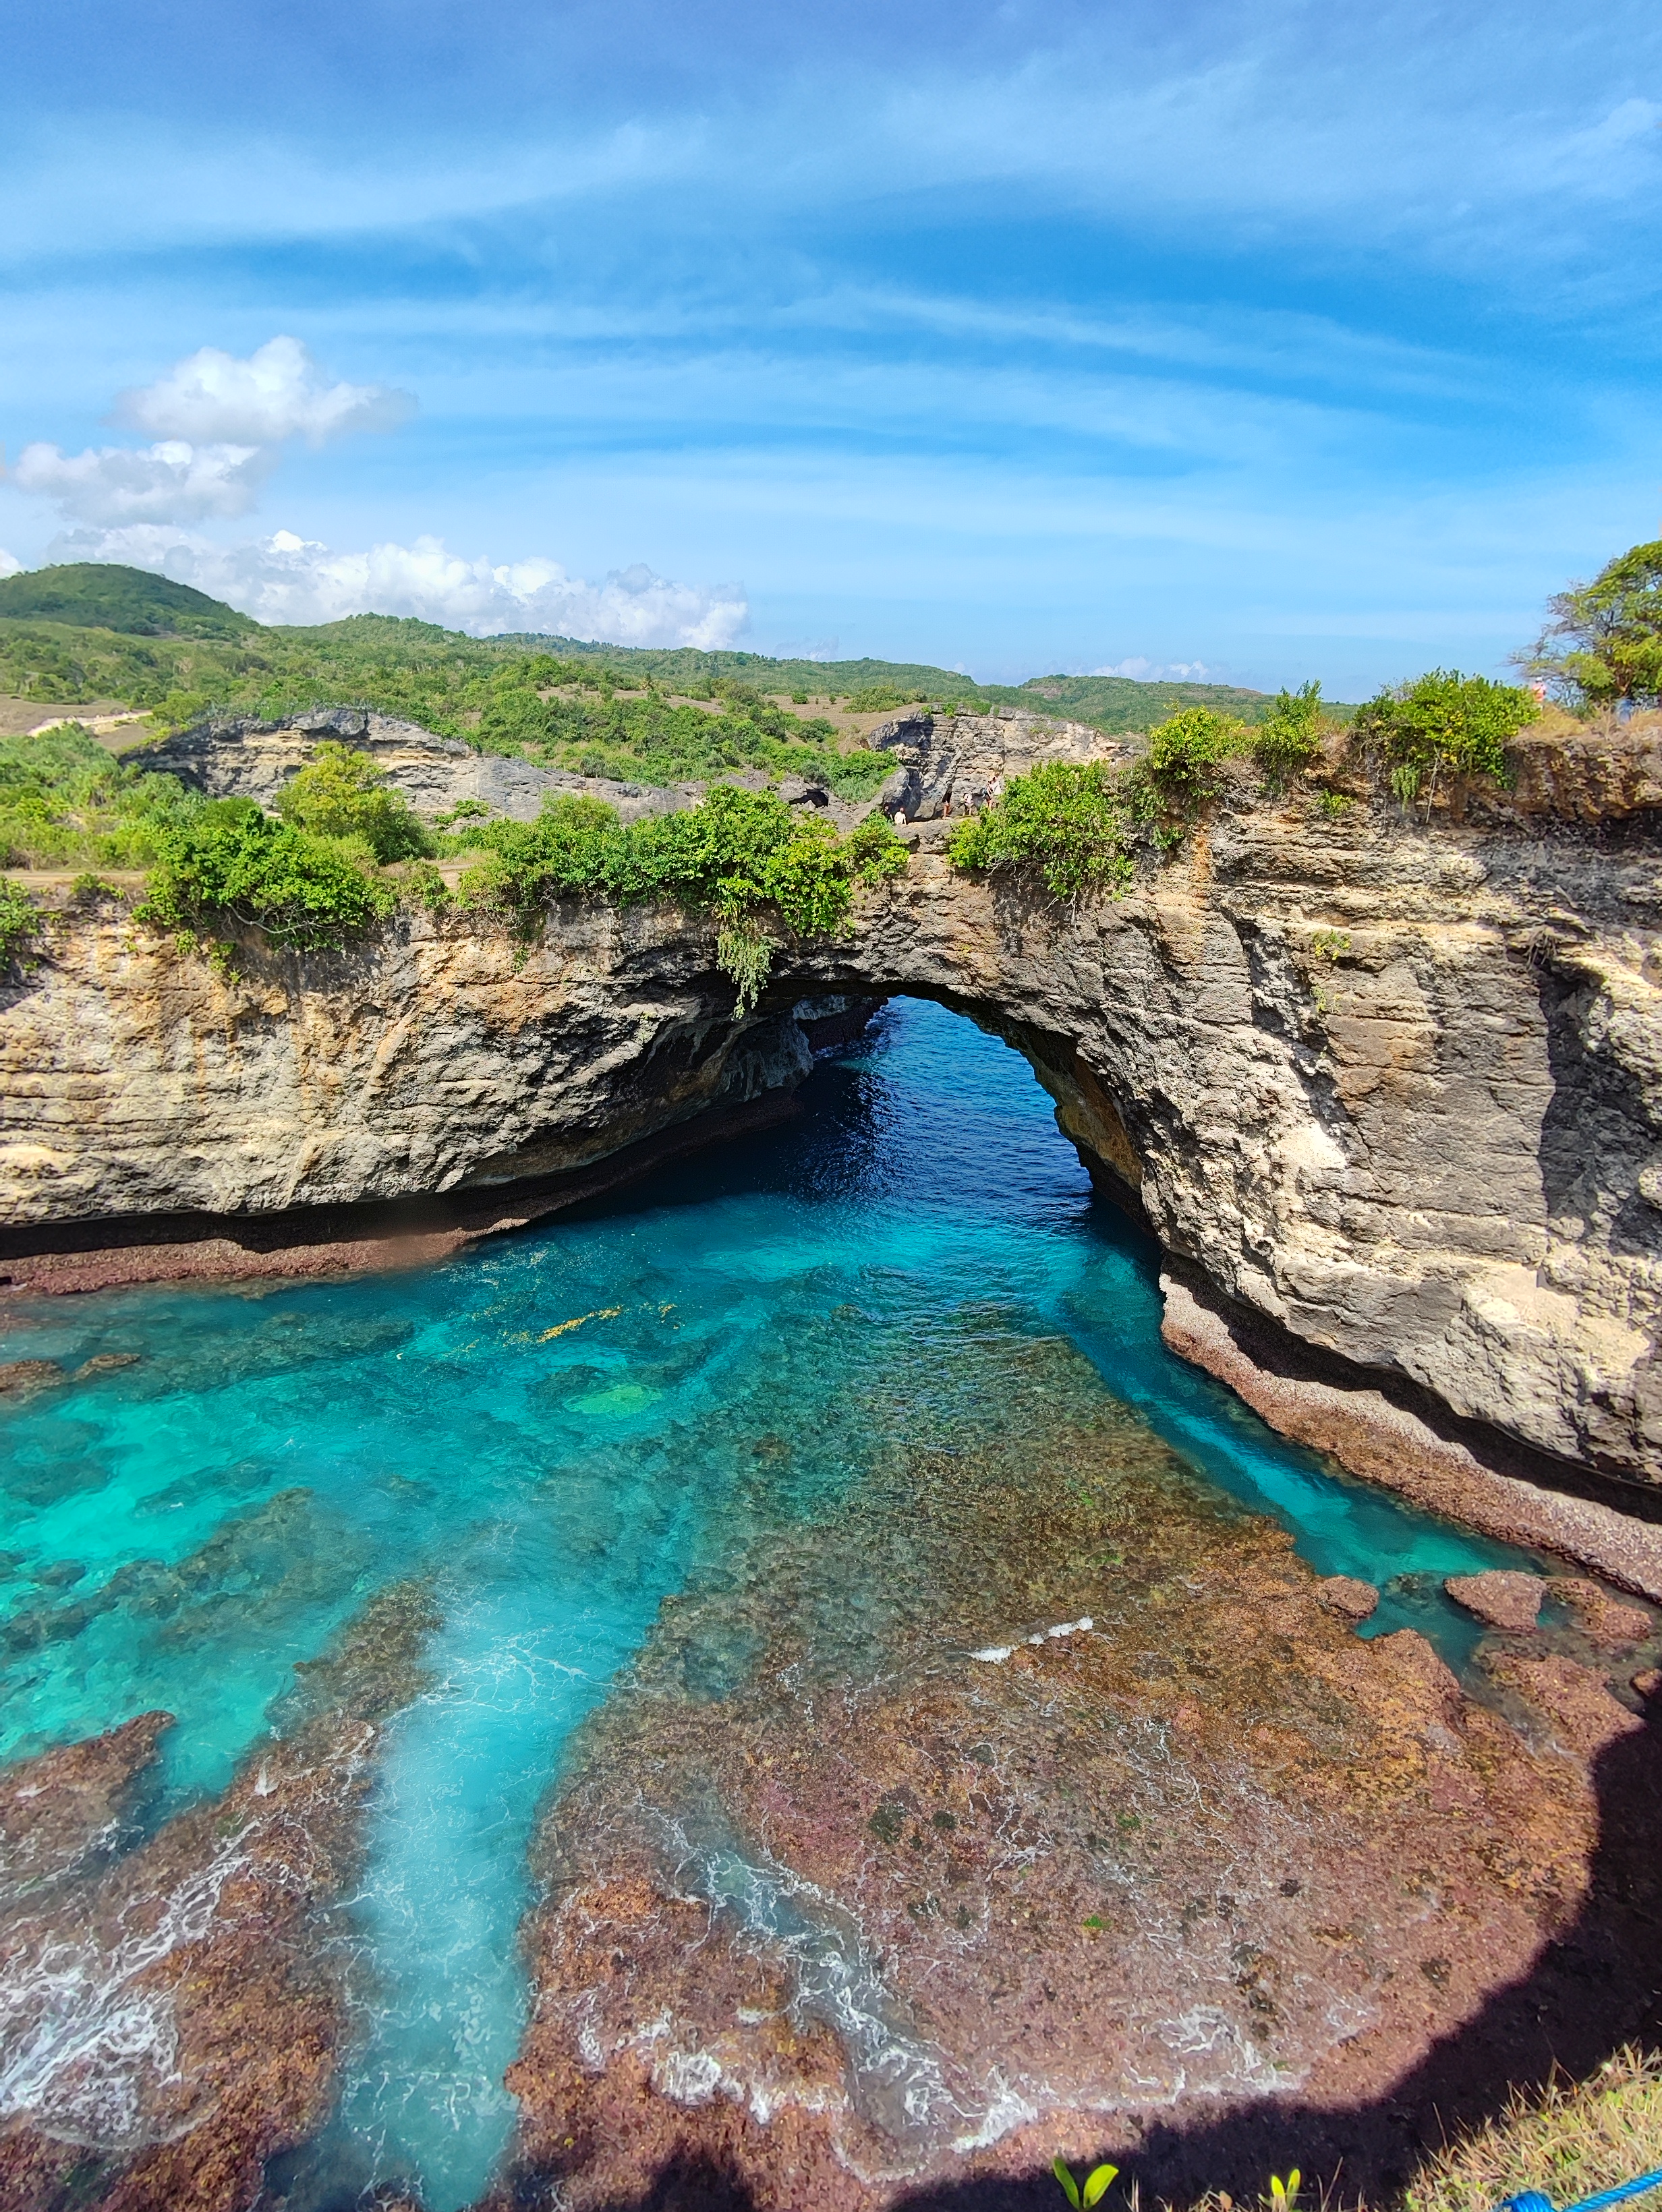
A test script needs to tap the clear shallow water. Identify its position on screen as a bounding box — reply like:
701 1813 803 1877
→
0 999 1531 2207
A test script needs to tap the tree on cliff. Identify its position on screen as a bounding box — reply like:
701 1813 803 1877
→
1523 538 1662 712
273 743 434 863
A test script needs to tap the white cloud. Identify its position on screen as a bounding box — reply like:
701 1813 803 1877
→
7 338 411 533
11 439 273 525
0 548 21 578
114 334 413 446
1093 656 1221 682
47 526 749 651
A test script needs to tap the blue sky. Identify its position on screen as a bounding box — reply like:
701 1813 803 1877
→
2 0 1659 691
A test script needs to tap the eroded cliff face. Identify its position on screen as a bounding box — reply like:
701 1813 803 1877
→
5 751 1662 1503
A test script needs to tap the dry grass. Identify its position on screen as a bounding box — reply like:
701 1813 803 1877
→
1401 2049 1662 2212
1133 2052 1662 2212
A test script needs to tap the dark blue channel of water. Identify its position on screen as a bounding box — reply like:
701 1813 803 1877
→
0 999 1530 2206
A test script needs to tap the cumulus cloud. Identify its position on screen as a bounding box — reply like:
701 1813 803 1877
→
114 334 413 446
9 337 411 533
1093 656 1220 682
13 439 273 525
49 526 749 650
0 548 21 578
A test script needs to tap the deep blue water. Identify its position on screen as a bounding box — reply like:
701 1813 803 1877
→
0 999 1529 2206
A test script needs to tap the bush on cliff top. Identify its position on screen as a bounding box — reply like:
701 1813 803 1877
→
1352 668 1539 805
274 741 435 863
137 801 398 954
0 880 38 968
947 761 1134 902
459 786 907 1008
1254 680 1328 788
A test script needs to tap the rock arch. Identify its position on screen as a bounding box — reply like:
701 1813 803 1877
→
5 788 1662 1575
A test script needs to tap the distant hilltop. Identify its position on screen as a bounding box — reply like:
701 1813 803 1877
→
0 561 1295 740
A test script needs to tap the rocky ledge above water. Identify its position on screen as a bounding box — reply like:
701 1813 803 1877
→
7 714 1662 1552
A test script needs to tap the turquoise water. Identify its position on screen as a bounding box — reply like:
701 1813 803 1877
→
0 999 1530 2207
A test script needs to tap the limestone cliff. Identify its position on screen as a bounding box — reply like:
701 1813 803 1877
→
7 718 1662 1525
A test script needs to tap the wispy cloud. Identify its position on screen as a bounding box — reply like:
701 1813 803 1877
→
11 337 408 528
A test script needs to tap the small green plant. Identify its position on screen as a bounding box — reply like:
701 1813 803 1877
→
1353 670 1539 809
1054 2157 1118 2208
1255 682 1325 789
1267 2170 1301 2212
948 761 1133 902
68 872 121 906
0 879 38 967
403 861 453 913
1141 706 1253 813
1317 789 1354 817
1309 929 1350 962
716 923 773 1014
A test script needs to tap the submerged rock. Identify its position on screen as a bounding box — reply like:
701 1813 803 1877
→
0 1362 63 1397
0 1581 441 2212
1551 1577 1655 1649
0 1710 171 1905
1315 1573 1379 1621
1445 1569 1547 1631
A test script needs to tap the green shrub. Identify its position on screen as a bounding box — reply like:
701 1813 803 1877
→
1140 707 1253 813
1353 668 1539 805
0 881 38 968
138 805 397 953
0 720 200 871
1254 681 1325 787
847 685 929 714
948 761 1133 902
274 743 434 862
459 786 909 1005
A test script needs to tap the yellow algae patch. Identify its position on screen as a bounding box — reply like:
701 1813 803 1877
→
536 1306 623 1343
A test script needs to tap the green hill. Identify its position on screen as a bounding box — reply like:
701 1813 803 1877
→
0 564 1319 763
0 562 256 640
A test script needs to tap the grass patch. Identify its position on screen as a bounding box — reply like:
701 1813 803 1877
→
1400 2049 1662 2212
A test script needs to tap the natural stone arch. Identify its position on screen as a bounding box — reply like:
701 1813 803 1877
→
5 794 1662 1578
